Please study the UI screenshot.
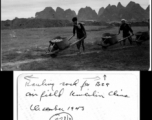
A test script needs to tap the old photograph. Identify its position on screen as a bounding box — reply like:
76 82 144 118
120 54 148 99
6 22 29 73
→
1 0 150 70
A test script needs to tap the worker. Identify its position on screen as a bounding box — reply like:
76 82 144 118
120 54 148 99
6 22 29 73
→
72 17 87 54
118 19 134 45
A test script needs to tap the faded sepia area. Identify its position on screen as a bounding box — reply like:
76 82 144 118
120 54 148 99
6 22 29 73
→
1 0 150 70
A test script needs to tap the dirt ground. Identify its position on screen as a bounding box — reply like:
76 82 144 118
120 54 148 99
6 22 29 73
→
1 26 150 70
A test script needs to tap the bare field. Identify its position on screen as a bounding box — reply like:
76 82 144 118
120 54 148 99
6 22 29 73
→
1 26 150 70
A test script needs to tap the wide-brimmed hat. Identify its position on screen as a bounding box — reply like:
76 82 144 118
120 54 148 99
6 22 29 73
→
121 19 126 22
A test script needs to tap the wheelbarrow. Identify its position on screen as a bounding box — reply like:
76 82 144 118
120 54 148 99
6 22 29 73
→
134 31 149 45
46 36 85 57
98 33 134 49
98 31 149 49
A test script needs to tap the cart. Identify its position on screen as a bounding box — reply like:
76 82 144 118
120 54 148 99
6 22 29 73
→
46 36 85 57
99 31 149 49
134 31 149 45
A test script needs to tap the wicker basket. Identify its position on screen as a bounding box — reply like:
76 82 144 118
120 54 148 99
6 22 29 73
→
102 33 118 45
56 38 70 49
51 36 70 50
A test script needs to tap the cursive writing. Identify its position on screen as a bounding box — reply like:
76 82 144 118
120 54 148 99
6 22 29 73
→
70 90 104 98
21 74 132 116
40 88 64 101
60 79 79 87
80 80 90 91
108 90 129 98
25 79 55 91
26 91 38 97
30 105 64 112
42 105 64 112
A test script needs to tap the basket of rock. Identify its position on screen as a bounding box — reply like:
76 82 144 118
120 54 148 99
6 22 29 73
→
50 36 70 50
102 33 118 45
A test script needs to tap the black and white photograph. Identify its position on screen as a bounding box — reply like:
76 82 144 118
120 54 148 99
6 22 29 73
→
1 1 151 120
1 0 151 70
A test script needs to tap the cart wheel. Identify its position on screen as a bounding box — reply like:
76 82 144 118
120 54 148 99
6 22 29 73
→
50 53 58 58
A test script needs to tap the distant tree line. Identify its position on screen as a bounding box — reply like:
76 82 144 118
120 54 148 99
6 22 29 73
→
1 18 149 30
1 18 72 29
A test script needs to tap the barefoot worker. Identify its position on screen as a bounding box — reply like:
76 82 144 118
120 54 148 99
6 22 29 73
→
118 19 134 45
72 17 87 54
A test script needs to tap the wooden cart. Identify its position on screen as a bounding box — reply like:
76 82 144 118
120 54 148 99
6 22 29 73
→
99 31 149 49
46 36 85 57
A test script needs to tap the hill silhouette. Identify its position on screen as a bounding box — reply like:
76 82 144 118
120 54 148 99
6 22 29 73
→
1 1 149 29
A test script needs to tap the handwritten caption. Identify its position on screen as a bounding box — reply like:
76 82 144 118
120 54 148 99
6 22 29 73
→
21 74 130 113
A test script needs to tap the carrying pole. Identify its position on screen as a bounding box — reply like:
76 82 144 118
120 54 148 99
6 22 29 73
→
68 35 74 41
69 37 85 47
118 34 134 42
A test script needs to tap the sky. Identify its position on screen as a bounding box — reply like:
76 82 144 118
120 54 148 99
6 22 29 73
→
1 0 150 20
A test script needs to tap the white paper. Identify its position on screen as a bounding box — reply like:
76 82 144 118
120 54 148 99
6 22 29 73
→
14 71 139 120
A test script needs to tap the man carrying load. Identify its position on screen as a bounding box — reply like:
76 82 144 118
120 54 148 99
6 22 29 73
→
118 19 134 45
72 17 87 54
